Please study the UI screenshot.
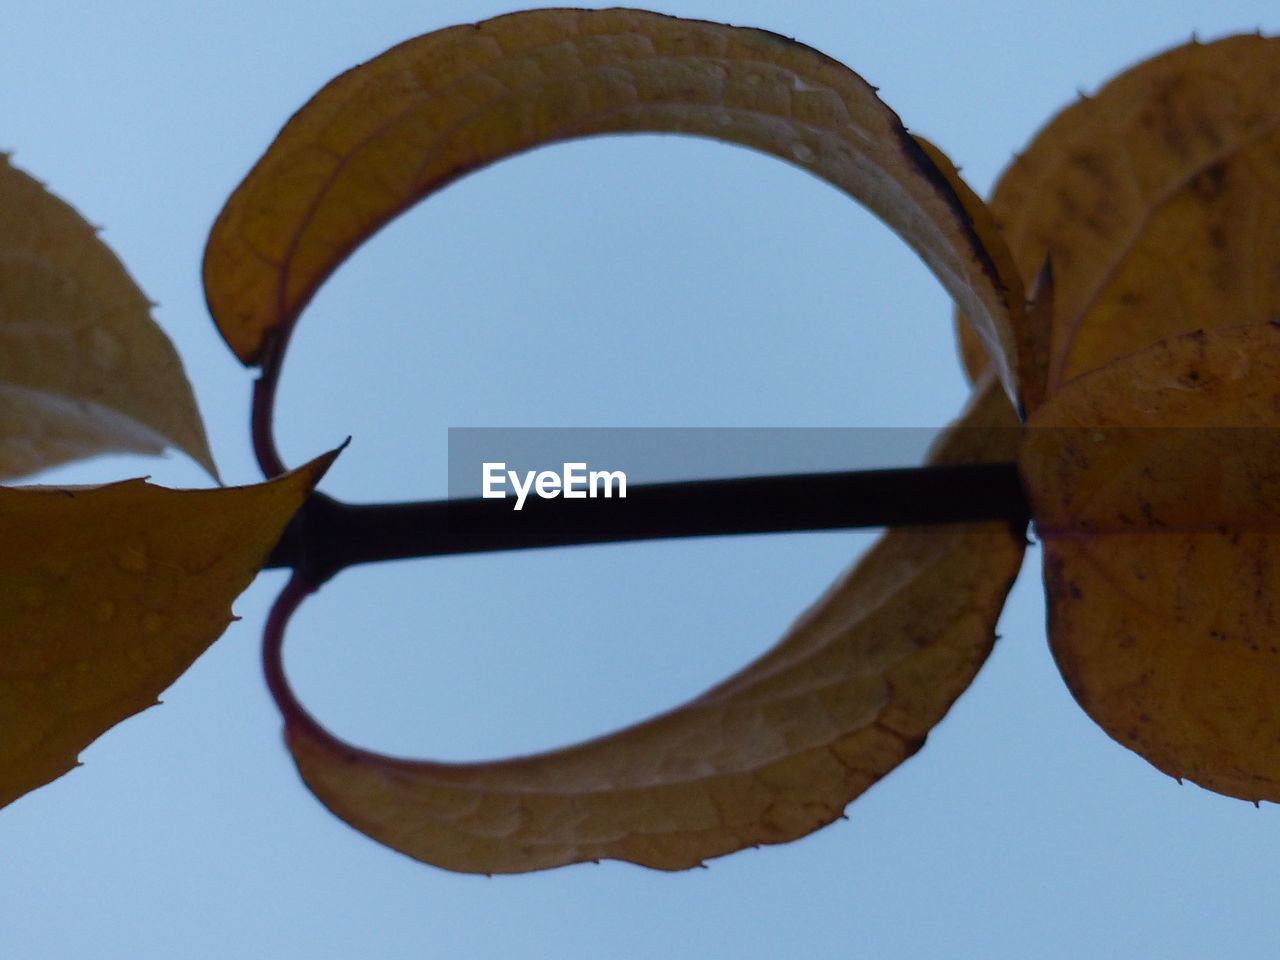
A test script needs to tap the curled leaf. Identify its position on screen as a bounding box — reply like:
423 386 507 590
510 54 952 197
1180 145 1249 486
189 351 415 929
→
912 136 1039 410
205 8 1031 411
1019 322 1280 801
956 33 1280 398
0 451 337 808
0 155 217 480
269 374 1023 874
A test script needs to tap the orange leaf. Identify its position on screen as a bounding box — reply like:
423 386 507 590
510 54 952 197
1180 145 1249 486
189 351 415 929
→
0 451 336 808
270 374 1023 874
204 8 1032 412
1019 322 1280 801
0 155 217 480
956 34 1280 398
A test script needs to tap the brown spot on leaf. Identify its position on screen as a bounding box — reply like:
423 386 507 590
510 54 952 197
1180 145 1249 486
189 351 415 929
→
1191 161 1229 200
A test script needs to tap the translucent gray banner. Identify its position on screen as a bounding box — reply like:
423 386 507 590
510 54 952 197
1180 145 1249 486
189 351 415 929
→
447 427 948 501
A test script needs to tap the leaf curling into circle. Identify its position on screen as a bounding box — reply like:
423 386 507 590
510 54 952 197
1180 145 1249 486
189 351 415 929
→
267 373 1024 874
204 7 1033 413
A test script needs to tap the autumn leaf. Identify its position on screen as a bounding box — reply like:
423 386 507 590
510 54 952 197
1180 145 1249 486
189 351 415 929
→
954 29 1280 800
1019 322 1280 801
956 33 1280 401
204 7 1033 413
0 451 337 808
0 155 217 480
266 373 1023 874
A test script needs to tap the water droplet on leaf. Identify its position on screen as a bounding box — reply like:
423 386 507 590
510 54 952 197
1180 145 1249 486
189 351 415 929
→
117 545 150 573
790 142 815 163
79 326 125 372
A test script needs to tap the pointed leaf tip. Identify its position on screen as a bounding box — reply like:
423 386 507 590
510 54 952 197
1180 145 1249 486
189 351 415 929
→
0 452 334 808
0 155 218 480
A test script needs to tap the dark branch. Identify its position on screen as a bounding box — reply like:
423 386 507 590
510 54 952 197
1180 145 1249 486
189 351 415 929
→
264 461 1029 586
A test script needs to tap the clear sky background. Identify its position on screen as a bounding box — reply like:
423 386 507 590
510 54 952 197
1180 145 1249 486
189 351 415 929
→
4 2 1279 957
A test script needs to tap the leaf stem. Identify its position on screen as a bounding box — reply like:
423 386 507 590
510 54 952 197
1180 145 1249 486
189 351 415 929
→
251 337 288 479
261 573 316 726
265 461 1029 586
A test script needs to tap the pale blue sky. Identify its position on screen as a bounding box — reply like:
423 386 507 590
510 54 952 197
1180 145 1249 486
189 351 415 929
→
4 2 1279 957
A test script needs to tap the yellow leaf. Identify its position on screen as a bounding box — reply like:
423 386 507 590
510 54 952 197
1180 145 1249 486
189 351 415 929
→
1019 322 1280 801
270 374 1023 874
0 155 217 480
204 8 1032 412
957 34 1280 397
0 451 336 808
